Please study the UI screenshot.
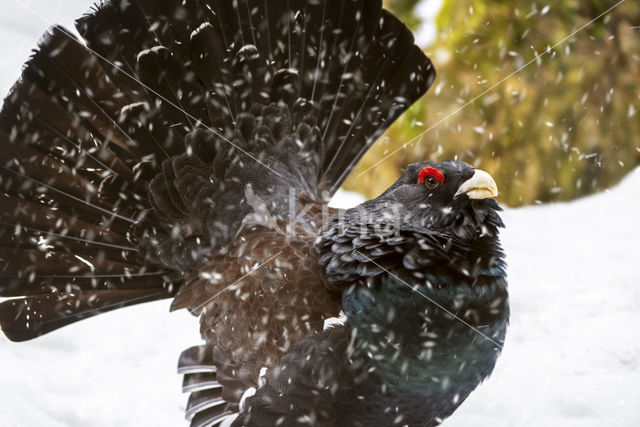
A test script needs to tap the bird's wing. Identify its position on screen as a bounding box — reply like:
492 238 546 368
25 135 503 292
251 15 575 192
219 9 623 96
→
172 221 341 425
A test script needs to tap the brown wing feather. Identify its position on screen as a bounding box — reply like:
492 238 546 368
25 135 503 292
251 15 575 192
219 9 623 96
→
172 219 340 401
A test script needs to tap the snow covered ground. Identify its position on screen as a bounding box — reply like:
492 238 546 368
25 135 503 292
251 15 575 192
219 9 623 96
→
1 1 639 426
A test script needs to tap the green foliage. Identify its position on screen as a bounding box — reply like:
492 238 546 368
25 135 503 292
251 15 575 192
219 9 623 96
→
350 0 640 206
385 0 424 32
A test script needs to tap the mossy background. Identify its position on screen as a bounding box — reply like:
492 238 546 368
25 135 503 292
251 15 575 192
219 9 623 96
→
346 0 640 206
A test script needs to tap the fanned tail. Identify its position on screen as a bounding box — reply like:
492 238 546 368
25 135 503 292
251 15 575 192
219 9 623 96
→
0 0 434 341
77 0 435 187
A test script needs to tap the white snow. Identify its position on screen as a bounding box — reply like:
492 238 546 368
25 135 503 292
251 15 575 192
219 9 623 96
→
0 303 201 426
1 2 639 426
414 0 444 47
0 1 89 97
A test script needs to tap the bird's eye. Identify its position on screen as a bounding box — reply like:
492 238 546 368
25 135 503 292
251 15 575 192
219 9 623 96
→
417 167 445 189
425 176 440 189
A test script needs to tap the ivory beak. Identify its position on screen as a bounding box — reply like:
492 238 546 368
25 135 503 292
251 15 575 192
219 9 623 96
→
454 169 499 200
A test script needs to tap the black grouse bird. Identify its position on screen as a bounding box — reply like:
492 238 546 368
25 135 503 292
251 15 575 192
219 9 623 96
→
0 1 509 426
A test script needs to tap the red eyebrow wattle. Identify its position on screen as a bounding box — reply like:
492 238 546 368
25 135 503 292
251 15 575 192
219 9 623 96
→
418 167 445 185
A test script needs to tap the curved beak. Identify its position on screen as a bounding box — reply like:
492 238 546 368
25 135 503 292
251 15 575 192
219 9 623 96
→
454 169 499 200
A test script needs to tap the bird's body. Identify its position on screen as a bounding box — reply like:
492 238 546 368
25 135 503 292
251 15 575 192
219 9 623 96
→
233 162 508 426
0 1 508 426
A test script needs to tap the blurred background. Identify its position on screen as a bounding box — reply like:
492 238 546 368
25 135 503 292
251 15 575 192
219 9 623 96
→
347 0 640 206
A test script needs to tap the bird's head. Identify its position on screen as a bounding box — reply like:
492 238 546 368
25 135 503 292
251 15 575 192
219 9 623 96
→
361 160 503 240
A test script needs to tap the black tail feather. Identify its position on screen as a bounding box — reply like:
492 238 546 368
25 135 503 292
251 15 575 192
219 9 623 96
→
178 345 217 374
183 372 220 393
190 407 232 427
0 289 174 342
